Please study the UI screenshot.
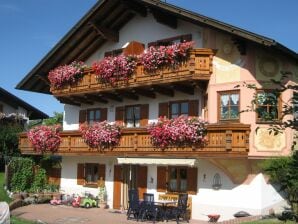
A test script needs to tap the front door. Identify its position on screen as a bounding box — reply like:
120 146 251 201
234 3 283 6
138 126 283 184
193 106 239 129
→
113 164 147 209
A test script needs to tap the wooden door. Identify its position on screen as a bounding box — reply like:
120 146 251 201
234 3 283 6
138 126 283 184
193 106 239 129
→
113 165 122 209
137 166 147 199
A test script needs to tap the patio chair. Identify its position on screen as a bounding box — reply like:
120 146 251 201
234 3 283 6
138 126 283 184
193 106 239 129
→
165 193 189 224
127 189 141 220
138 193 161 223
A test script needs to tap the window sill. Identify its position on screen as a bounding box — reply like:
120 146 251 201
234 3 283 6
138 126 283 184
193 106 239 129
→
84 183 98 188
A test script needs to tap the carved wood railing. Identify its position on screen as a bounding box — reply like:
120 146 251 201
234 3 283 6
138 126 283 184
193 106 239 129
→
19 123 250 156
50 49 214 96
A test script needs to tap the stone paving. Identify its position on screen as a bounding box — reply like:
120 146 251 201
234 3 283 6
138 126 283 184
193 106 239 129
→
11 204 210 224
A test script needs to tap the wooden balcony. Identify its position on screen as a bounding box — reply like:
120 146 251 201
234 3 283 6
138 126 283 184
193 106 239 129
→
19 123 250 157
51 49 214 104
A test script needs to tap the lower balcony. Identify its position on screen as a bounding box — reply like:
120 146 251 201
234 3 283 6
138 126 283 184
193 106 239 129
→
19 123 250 157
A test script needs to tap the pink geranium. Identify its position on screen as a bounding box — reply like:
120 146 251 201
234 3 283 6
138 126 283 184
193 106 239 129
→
139 41 194 73
148 116 207 149
80 121 121 149
92 55 137 85
27 125 61 152
48 61 86 88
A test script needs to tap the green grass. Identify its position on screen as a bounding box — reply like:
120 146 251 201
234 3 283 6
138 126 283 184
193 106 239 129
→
11 216 37 224
0 172 11 203
242 218 296 224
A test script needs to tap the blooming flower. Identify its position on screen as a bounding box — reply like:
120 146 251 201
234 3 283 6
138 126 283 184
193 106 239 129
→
139 41 194 73
92 55 137 85
148 116 207 149
48 61 86 88
27 125 61 152
80 121 121 149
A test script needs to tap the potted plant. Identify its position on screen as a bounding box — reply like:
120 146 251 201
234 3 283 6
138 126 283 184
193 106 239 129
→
97 177 107 209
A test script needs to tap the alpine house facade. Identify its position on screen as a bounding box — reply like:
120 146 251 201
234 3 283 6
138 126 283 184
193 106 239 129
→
17 0 298 221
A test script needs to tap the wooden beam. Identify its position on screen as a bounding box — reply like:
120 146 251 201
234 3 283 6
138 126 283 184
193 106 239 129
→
85 94 108 104
173 84 194 95
57 97 81 107
100 93 123 102
151 85 174 97
152 9 177 29
88 22 119 42
71 96 93 105
117 91 139 100
133 88 156 99
121 0 147 17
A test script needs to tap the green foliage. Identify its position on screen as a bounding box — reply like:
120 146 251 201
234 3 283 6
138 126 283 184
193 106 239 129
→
0 172 11 203
0 123 23 158
30 167 47 193
42 112 63 126
10 216 36 224
10 157 34 192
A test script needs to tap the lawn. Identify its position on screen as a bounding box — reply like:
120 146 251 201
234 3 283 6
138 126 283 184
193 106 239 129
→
11 216 37 224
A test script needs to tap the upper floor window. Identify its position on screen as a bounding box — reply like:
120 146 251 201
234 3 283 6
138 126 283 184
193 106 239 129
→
256 90 280 122
79 108 107 125
170 101 189 118
148 34 192 47
125 105 141 128
87 108 101 124
218 91 240 121
168 166 187 192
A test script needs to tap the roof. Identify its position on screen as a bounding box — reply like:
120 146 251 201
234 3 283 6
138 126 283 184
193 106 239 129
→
0 87 48 119
16 0 298 94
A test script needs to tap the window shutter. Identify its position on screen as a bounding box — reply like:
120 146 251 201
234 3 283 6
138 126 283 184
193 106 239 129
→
77 163 85 185
140 104 149 126
100 108 108 121
137 166 147 199
187 167 198 195
115 106 124 126
79 110 87 124
158 102 169 118
157 166 167 192
189 100 199 117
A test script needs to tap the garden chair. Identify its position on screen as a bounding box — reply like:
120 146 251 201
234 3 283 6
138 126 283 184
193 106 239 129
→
138 193 161 223
165 193 189 224
127 189 141 220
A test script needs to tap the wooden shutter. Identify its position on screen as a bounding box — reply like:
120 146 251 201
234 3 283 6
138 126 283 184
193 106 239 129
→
137 166 147 199
157 166 167 192
77 163 85 185
98 164 106 181
158 102 169 118
188 100 199 117
187 167 198 195
113 165 122 209
79 110 87 124
115 106 124 126
100 108 108 121
140 104 149 126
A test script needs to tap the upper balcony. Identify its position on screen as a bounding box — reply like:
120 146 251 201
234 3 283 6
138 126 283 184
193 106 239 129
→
51 48 214 106
19 123 250 157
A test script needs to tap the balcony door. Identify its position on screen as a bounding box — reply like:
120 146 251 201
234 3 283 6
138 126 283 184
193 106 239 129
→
113 164 147 209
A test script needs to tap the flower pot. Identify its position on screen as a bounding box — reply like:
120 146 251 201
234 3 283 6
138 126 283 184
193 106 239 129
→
98 202 107 209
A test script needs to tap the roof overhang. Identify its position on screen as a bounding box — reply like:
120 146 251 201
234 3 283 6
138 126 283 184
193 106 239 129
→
117 157 198 166
16 0 298 95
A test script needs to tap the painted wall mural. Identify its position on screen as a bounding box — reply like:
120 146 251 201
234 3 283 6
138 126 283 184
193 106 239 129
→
254 127 285 152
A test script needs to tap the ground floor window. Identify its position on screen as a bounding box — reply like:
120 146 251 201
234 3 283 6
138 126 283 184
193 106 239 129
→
85 163 99 184
168 166 187 192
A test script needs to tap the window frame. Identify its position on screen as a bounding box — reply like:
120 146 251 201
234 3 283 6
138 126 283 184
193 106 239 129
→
87 108 101 124
217 90 240 122
167 166 188 193
84 163 99 186
148 34 192 48
255 89 281 123
125 104 141 128
169 100 189 119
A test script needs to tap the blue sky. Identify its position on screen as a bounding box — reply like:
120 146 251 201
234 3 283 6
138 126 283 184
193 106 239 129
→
1 0 297 117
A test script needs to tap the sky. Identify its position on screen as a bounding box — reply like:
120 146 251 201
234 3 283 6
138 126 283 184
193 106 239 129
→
0 0 297 117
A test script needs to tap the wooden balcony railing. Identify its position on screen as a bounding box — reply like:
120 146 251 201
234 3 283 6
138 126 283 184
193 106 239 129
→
19 123 250 157
50 49 214 96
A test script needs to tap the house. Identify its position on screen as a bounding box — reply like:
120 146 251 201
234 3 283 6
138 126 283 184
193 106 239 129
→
0 86 48 126
16 0 298 221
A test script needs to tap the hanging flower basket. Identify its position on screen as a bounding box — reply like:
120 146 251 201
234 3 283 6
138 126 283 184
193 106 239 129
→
48 61 86 88
139 41 194 73
79 121 121 149
92 55 137 85
148 116 207 149
27 125 61 153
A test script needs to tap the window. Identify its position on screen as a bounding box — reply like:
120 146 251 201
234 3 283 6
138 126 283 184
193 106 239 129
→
256 90 280 122
218 91 240 121
170 101 189 118
125 105 141 127
87 108 101 124
85 163 99 184
168 166 187 192
148 34 192 47
293 93 298 120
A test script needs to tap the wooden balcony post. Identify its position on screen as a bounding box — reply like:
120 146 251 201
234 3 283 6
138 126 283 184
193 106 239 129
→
189 52 195 73
134 133 138 150
245 130 250 151
225 130 232 151
68 136 71 151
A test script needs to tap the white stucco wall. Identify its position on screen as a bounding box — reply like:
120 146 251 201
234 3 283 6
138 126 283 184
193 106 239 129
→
85 13 203 65
63 89 204 130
